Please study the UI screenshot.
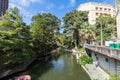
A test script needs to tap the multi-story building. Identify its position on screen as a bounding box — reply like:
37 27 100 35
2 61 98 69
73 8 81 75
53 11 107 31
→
77 2 116 25
0 0 8 17
116 0 120 42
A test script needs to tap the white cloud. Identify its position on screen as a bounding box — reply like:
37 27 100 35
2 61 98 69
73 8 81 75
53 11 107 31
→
30 0 43 3
9 1 36 24
9 0 55 24
59 5 65 9
20 0 30 7
10 0 44 7
9 0 44 16
69 0 76 7
46 3 55 10
10 3 32 17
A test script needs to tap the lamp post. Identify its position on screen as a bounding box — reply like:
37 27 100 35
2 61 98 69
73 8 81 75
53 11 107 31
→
100 22 103 46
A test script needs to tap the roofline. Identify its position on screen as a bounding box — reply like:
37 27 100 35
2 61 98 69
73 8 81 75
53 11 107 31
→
77 2 115 8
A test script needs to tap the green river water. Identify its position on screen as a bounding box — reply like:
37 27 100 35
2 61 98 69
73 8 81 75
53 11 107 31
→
2 53 91 80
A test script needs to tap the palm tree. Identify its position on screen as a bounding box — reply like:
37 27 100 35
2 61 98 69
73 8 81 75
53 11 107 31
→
63 10 88 48
79 22 96 44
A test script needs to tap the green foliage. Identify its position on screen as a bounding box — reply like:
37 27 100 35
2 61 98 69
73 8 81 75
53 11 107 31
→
63 10 88 47
117 66 120 80
54 33 66 45
0 7 62 68
77 45 82 49
79 22 96 44
63 37 74 49
0 7 62 66
31 13 60 55
95 14 116 42
0 7 35 64
116 0 120 4
63 10 88 27
63 10 95 47
79 55 93 65
110 74 117 80
77 45 85 52
101 67 117 80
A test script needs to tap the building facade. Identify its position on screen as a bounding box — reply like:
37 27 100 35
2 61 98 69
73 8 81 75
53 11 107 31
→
85 44 120 78
77 2 116 24
0 0 8 17
116 0 120 42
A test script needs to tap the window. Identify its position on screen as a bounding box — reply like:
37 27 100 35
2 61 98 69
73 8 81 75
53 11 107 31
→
96 13 98 16
95 7 98 10
104 8 107 11
100 8 102 11
108 9 111 11
113 10 115 12
95 53 97 56
105 58 108 62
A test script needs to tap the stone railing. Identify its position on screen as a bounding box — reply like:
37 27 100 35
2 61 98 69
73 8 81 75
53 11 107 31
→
84 44 120 60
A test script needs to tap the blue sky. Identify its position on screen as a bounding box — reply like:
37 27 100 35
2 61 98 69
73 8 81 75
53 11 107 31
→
9 0 115 24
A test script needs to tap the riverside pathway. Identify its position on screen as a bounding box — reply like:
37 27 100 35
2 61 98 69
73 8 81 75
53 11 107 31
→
69 49 110 80
84 64 110 80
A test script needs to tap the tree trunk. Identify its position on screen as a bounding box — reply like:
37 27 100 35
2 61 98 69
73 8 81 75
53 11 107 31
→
73 29 79 48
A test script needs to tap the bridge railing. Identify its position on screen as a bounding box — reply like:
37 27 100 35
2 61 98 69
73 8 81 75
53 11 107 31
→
84 44 120 60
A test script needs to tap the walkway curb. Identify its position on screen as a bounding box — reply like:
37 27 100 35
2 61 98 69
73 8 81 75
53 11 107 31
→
81 65 93 80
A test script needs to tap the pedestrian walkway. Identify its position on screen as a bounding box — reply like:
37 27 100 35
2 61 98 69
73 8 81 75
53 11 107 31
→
84 64 110 80
71 49 110 80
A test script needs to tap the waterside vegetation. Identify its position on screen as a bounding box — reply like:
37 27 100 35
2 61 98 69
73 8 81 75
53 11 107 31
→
0 7 61 70
0 6 117 79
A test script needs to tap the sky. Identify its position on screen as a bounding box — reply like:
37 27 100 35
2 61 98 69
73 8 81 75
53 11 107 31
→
9 0 115 24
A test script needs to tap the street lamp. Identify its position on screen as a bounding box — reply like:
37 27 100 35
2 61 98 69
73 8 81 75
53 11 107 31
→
100 22 103 46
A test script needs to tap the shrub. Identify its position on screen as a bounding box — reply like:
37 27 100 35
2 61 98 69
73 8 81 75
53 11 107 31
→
79 55 93 65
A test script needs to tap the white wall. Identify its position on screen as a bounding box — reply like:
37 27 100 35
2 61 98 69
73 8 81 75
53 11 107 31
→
77 2 116 25
109 58 116 74
116 60 120 77
91 51 117 74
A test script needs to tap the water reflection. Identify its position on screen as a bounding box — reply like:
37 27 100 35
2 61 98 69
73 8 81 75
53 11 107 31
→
1 53 90 80
28 54 90 80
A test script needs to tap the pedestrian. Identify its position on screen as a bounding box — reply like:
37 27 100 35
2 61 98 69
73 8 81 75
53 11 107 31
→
93 60 96 70
17 75 31 80
95 57 99 68
95 60 99 68
9 75 31 80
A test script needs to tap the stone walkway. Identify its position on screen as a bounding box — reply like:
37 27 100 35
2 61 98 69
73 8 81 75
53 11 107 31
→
84 64 110 80
69 49 111 80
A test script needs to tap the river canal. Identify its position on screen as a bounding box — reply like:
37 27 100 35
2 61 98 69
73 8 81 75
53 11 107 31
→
3 52 91 80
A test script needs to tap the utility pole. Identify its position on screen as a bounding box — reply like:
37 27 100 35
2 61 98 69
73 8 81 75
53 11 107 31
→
100 22 103 46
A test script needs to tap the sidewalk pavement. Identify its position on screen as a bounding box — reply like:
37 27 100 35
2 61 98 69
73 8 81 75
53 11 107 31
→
84 64 110 80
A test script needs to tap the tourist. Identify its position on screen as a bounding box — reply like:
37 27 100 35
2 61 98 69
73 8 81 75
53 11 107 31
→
9 75 31 80
95 60 99 68
16 75 31 80
93 60 96 70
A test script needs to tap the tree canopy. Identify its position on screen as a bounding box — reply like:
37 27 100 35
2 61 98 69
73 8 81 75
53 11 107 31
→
63 10 95 47
31 13 60 55
0 7 34 64
95 14 116 42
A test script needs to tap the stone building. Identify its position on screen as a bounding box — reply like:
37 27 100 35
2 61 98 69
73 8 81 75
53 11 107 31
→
0 0 9 17
77 2 116 24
